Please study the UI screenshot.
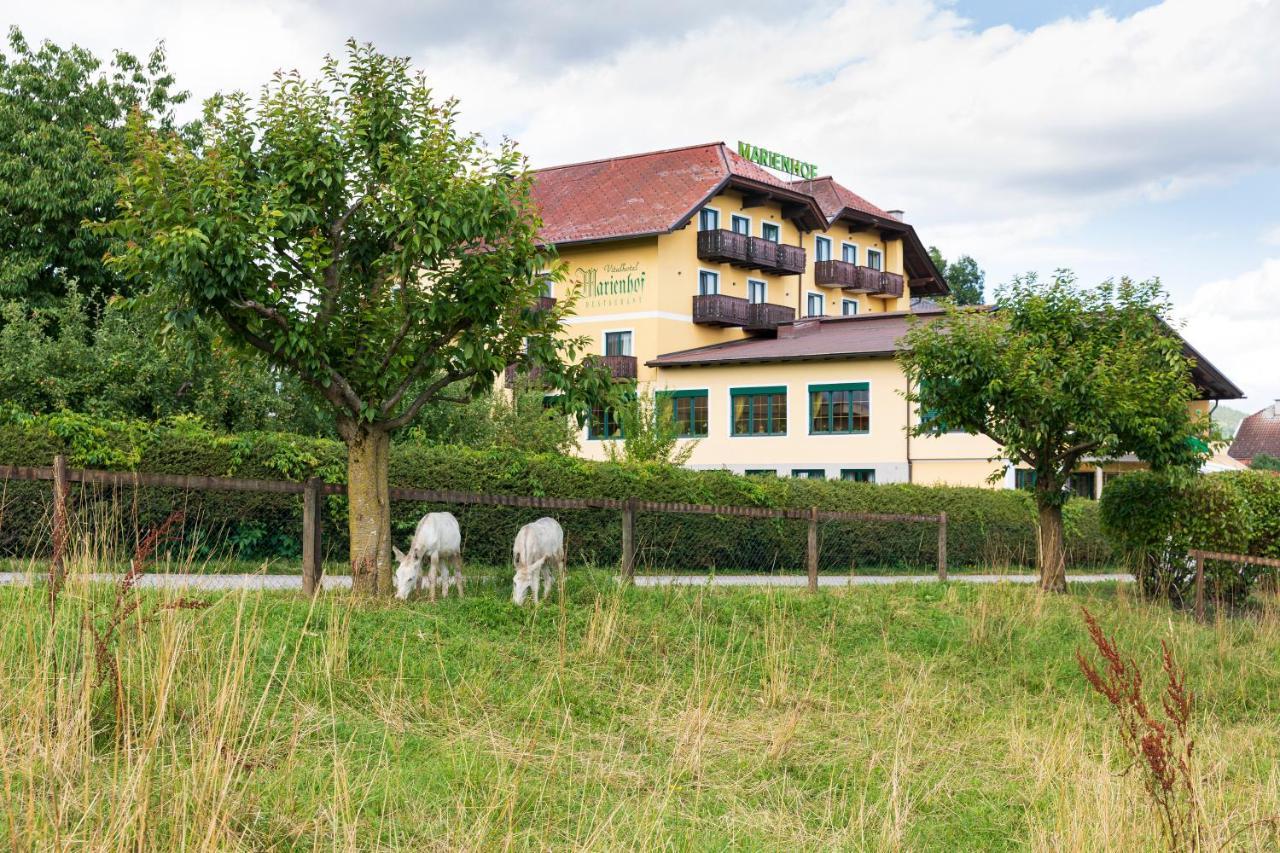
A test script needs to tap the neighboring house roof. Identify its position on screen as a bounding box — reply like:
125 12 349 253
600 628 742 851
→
530 142 948 295
531 142 825 246
1228 403 1280 463
648 309 1243 403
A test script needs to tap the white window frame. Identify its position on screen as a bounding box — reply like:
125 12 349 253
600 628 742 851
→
841 298 858 316
761 221 781 242
730 213 751 235
602 329 634 357
698 206 721 232
815 235 833 262
697 268 720 296
747 279 768 304
806 291 825 317
840 242 858 265
866 248 883 271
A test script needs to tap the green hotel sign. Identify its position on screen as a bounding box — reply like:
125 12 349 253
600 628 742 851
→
737 141 818 180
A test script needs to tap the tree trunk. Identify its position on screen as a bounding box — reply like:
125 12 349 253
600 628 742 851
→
341 420 392 595
1036 501 1068 593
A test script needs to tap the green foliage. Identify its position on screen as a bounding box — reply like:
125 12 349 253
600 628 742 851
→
927 246 986 306
0 411 1109 568
1250 453 1280 472
0 286 330 434
403 385 579 455
605 390 697 465
97 40 610 439
0 27 189 305
902 272 1210 507
1100 470 1280 604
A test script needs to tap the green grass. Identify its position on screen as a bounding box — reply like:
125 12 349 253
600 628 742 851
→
2 566 1278 849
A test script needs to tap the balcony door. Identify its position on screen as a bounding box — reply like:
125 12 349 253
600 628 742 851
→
698 208 719 231
731 214 750 235
815 236 832 262
841 243 857 264
698 269 719 296
604 331 633 357
748 279 767 304
761 222 780 242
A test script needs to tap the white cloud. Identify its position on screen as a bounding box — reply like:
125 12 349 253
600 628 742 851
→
1181 258 1280 412
1262 224 1280 246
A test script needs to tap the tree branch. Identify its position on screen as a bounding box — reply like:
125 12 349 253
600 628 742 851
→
378 316 476 416
382 367 481 431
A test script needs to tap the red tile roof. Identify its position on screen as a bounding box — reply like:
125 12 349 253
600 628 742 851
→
1229 404 1280 464
791 176 893 221
530 143 825 246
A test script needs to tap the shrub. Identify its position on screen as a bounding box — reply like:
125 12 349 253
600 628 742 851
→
0 411 1111 569
1100 469 1276 605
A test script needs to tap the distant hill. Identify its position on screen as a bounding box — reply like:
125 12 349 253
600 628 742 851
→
1213 405 1250 438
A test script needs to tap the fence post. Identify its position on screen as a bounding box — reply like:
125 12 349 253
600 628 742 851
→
620 497 636 585
937 511 948 582
807 506 819 592
1194 552 1205 622
302 477 323 597
50 454 69 600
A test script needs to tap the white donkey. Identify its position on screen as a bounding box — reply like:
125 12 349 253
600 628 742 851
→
512 517 565 605
393 512 463 601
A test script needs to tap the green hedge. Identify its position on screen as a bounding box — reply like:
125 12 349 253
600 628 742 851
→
1099 470 1280 604
0 411 1110 570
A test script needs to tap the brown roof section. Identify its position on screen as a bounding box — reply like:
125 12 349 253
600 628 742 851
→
792 175 894 221
531 142 825 246
650 310 1242 403
1229 404 1280 464
649 310 935 367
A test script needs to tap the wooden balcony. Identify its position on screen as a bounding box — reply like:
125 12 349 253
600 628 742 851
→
697 229 753 266
814 261 905 296
692 293 750 327
762 242 806 275
814 259 856 288
586 353 638 380
744 301 796 334
698 230 806 275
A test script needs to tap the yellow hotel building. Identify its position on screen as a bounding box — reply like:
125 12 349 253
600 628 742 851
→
517 142 1243 495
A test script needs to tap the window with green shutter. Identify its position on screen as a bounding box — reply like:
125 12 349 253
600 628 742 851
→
657 389 708 438
731 386 787 436
809 382 870 435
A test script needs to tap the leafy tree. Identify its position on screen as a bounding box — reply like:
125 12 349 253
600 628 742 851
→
927 246 986 306
403 384 580 455
900 272 1211 591
99 42 610 594
0 27 188 305
1251 453 1280 473
0 286 329 433
605 391 698 465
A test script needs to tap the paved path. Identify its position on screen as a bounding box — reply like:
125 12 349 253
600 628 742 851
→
0 572 1132 590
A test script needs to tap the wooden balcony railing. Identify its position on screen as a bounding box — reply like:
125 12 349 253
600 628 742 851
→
747 236 779 268
697 229 752 265
763 242 806 275
744 301 796 333
814 261 905 296
692 293 750 327
587 354 638 380
504 363 545 386
532 295 556 312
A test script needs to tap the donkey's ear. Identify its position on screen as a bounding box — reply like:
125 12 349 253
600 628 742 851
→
392 546 405 562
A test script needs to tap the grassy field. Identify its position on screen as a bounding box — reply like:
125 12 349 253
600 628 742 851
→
2 567 1278 849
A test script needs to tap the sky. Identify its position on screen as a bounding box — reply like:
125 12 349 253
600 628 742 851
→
7 0 1279 413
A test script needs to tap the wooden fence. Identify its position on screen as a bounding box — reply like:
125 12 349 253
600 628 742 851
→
3 456 949 595
1189 549 1280 621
